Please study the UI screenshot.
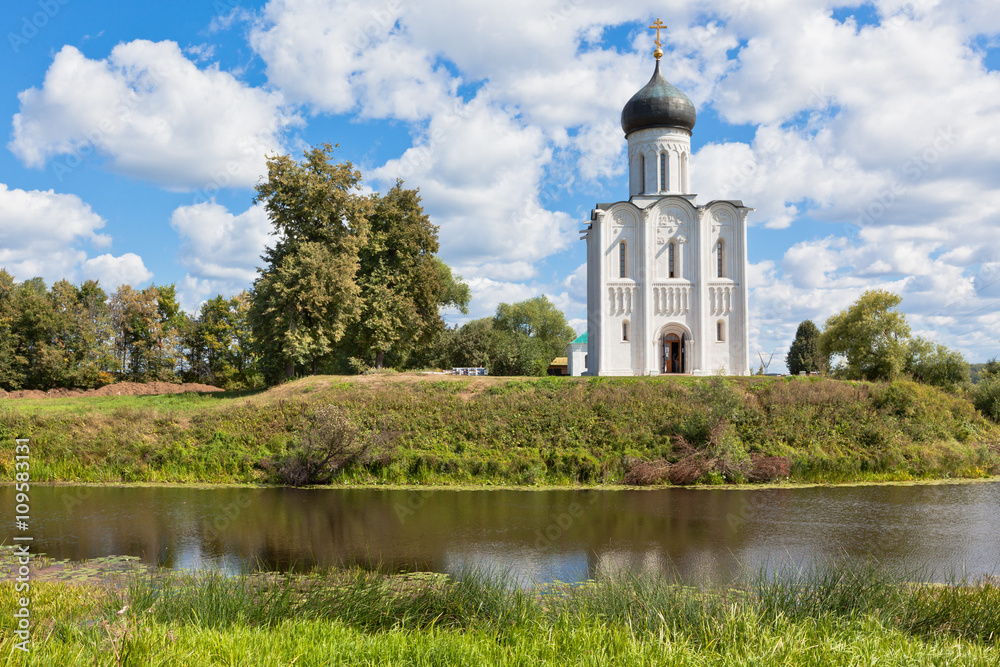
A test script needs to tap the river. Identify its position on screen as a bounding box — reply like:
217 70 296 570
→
5 482 999 583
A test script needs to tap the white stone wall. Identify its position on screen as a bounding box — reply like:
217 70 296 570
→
627 127 692 196
567 342 587 376
585 197 750 376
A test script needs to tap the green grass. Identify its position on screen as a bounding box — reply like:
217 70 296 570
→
2 388 266 417
2 374 999 486
2 561 998 665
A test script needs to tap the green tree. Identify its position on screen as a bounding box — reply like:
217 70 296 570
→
977 357 1000 382
11 277 60 389
347 182 469 369
109 284 181 382
250 144 370 381
75 279 116 385
820 289 911 382
47 279 114 388
184 291 260 388
785 320 826 375
905 337 970 388
493 296 575 375
0 273 115 390
0 270 25 389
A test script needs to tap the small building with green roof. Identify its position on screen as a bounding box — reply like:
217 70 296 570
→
567 331 588 376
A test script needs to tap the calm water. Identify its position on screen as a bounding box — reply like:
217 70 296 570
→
4 483 1000 583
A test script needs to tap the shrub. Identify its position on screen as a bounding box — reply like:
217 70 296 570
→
972 374 1000 422
624 459 669 485
259 406 397 485
747 456 791 482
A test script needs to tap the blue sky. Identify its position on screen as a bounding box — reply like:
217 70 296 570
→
3 0 1000 370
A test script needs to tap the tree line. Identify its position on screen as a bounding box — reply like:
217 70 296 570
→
0 275 261 390
785 288 991 389
1 144 578 391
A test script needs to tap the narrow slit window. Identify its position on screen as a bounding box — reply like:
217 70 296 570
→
717 321 726 342
660 153 666 191
639 154 645 192
623 321 630 342
717 241 724 278
619 241 627 278
668 242 675 278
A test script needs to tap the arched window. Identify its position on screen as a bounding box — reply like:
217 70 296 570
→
639 154 646 192
659 153 667 191
622 320 630 342
619 241 627 278
668 242 676 279
717 320 726 342
716 241 725 278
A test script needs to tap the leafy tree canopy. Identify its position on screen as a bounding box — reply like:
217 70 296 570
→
820 289 910 382
347 181 469 369
905 336 970 389
250 144 369 380
250 145 469 380
786 320 826 375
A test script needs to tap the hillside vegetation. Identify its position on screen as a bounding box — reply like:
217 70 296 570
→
2 374 999 485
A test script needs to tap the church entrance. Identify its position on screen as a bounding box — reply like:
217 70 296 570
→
662 333 684 374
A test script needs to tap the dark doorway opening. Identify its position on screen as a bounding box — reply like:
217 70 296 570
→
662 333 684 374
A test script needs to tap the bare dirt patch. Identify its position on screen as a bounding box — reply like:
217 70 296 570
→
0 381 223 400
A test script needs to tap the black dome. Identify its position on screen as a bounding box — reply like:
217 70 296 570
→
620 60 696 135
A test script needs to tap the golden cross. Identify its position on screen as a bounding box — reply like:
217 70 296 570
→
649 18 667 49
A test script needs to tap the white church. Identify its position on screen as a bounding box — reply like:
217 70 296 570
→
572 22 751 377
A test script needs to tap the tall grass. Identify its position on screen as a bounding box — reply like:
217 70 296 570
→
2 560 998 665
90 560 1000 643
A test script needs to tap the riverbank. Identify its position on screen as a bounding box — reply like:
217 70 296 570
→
2 374 998 486
2 563 998 665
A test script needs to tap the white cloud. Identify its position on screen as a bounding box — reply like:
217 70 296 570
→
461 276 540 321
9 41 299 190
0 184 115 283
372 94 575 278
170 201 272 310
81 253 153 290
250 0 455 120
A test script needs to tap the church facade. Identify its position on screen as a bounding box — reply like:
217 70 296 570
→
582 26 751 376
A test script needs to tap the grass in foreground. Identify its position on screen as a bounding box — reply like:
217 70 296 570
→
2 560 999 665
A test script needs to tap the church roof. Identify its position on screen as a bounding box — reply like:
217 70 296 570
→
571 332 587 344
620 60 696 135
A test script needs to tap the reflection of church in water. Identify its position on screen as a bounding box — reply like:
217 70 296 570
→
580 20 751 376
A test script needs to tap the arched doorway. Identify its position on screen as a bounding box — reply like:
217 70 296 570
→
662 333 684 374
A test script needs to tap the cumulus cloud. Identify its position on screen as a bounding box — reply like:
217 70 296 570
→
81 253 153 290
170 201 272 310
9 41 299 190
250 0 455 120
372 94 575 278
0 184 129 285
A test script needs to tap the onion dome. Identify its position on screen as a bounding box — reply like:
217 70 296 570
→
620 60 696 135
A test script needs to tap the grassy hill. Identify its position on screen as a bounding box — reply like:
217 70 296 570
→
2 373 998 485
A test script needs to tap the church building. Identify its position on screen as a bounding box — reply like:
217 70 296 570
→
580 21 751 376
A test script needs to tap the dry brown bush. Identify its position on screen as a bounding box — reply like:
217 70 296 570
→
259 406 398 486
623 459 670 485
667 460 711 485
747 455 792 482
